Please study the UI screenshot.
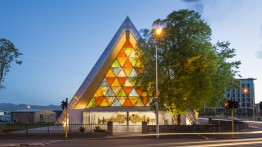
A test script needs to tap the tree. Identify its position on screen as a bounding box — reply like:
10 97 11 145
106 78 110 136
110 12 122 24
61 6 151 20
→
136 10 240 117
0 38 22 89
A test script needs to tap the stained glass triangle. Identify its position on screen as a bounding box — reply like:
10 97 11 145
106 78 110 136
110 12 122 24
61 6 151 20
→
135 98 144 106
112 67 121 76
141 97 148 105
129 96 138 106
112 78 121 86
123 68 133 76
117 77 127 86
134 67 143 75
100 79 109 87
112 87 121 95
123 87 133 96
123 98 133 106
117 57 126 66
123 78 132 87
94 89 103 97
94 97 104 105
134 87 142 96
111 99 121 106
129 49 137 58
123 48 133 57
106 97 115 106
112 59 121 67
135 58 143 67
123 58 133 68
141 92 148 97
123 40 133 48
129 69 137 77
129 77 137 86
106 88 115 96
117 49 127 58
87 98 97 108
117 97 127 105
146 98 153 106
129 57 137 66
106 68 115 77
129 88 139 96
117 68 126 77
100 87 110 96
100 98 109 106
106 77 115 86
117 88 127 97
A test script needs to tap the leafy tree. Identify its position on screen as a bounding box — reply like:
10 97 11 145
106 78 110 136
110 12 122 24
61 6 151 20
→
0 38 22 89
136 10 240 117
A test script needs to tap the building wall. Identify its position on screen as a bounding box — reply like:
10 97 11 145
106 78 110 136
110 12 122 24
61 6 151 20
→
34 110 56 123
11 112 35 123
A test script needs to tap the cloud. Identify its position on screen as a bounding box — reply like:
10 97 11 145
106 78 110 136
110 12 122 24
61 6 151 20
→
181 0 204 14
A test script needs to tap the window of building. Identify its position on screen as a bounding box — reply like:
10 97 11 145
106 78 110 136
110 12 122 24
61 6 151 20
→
247 104 250 107
40 114 43 121
247 83 250 88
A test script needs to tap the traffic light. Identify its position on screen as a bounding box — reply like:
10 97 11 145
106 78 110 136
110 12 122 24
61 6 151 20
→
260 102 262 110
225 100 233 109
61 100 65 110
233 101 239 108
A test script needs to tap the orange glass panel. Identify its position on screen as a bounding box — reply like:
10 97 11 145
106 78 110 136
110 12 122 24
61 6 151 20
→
129 49 138 58
112 78 121 86
106 97 115 106
112 59 121 67
105 68 115 77
100 98 109 106
100 87 110 96
129 96 138 106
135 98 144 106
117 57 126 66
141 97 149 105
117 69 126 77
123 87 133 96
117 49 127 58
106 77 115 86
123 68 133 76
129 57 137 66
117 77 127 86
123 40 133 48
94 89 103 97
117 88 127 97
124 78 132 86
134 87 142 96
123 58 133 68
117 97 127 105
112 87 121 95
123 98 133 106
123 48 133 57
94 97 104 105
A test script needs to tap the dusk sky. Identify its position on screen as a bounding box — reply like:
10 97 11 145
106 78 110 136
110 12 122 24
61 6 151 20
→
0 0 262 106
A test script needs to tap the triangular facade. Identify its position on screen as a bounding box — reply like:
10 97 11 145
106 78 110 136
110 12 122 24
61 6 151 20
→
57 17 153 124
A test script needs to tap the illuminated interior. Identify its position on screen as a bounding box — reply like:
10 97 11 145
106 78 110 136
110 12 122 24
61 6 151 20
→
87 39 153 107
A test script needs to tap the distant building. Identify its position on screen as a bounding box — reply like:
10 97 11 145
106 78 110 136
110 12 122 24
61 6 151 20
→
0 110 10 123
11 109 56 123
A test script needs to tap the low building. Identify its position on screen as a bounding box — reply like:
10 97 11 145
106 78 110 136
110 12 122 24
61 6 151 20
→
11 109 56 123
0 110 10 123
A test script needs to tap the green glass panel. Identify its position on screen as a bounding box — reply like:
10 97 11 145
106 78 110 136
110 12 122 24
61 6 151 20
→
106 88 115 96
117 97 127 105
106 97 115 106
129 57 137 66
129 69 137 77
87 98 97 108
100 79 109 87
117 88 127 97
112 67 121 76
112 59 121 67
123 48 133 57
100 87 110 96
112 99 121 106
100 98 109 106
129 77 137 86
129 88 138 96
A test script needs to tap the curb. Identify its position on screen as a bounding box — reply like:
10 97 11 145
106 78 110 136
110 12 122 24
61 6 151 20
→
0 143 46 146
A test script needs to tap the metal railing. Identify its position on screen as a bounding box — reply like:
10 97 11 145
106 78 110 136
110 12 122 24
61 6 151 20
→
0 123 107 134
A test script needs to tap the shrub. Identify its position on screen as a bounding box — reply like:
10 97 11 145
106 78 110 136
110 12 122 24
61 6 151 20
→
93 126 105 132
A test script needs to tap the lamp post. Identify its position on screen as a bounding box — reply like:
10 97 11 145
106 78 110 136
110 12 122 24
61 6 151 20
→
154 27 162 139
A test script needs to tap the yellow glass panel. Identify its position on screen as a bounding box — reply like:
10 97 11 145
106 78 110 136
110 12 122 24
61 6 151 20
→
100 98 109 106
141 92 148 97
123 48 133 57
112 87 121 95
106 68 115 77
135 98 144 106
117 97 127 105
117 57 126 66
135 59 143 67
112 59 121 67
124 78 132 87
129 97 138 106
112 78 121 86
100 87 110 96
129 49 138 58
117 68 126 77
94 88 103 97
123 68 133 76
106 97 115 106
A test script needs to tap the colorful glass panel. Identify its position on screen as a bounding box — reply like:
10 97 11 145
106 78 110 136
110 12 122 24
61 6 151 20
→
129 57 137 66
112 87 121 95
141 97 148 105
94 89 103 97
124 78 132 87
106 77 115 86
105 68 115 77
94 97 104 105
117 97 126 105
117 49 127 57
123 58 133 68
135 59 143 67
117 57 126 66
123 68 133 76
112 78 121 87
117 88 127 97
123 87 133 96
111 99 121 106
123 98 133 106
112 67 121 76
112 59 121 67
117 77 127 86
100 98 109 106
87 98 97 108
123 40 133 48
123 48 133 57
146 98 153 106
129 88 138 96
117 68 126 77
100 87 110 96
129 49 137 58
129 77 137 86
129 96 138 106
100 79 109 87
106 97 115 106
106 88 115 96
135 98 144 106
129 69 137 77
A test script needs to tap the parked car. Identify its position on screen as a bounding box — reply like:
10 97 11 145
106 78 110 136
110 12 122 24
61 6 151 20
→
227 116 240 121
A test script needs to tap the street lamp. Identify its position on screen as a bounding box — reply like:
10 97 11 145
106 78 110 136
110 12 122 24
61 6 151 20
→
154 27 162 139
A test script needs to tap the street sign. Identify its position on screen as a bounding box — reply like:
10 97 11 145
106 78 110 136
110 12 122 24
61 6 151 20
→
154 98 160 103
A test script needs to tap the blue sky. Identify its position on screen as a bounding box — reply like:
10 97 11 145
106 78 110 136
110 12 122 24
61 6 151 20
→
0 0 262 105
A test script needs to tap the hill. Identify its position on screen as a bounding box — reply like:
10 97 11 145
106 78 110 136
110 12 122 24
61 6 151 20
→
0 103 62 111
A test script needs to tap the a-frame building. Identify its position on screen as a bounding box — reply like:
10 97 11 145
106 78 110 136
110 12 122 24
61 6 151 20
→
57 17 174 126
